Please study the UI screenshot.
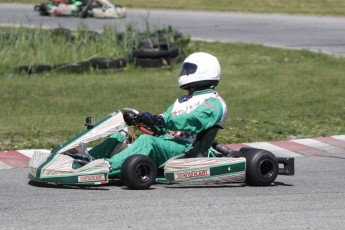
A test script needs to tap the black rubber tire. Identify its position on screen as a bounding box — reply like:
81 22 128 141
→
132 44 179 59
138 40 172 50
149 30 183 42
16 64 52 74
53 61 90 73
79 10 88 18
79 4 92 18
89 58 127 70
34 5 40 11
240 147 278 186
134 57 170 68
37 3 50 16
121 154 157 190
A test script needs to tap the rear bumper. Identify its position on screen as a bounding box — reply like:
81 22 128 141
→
277 157 295 175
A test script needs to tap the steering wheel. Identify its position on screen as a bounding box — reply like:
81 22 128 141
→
122 108 158 136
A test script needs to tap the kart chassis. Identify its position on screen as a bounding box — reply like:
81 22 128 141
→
28 110 295 189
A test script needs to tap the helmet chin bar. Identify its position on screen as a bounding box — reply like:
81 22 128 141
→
185 84 218 95
181 80 219 91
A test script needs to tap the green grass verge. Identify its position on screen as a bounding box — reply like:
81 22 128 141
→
1 37 344 150
3 0 345 16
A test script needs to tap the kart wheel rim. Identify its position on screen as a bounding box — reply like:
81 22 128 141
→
135 163 151 183
259 159 274 179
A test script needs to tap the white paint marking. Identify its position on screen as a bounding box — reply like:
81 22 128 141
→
244 142 303 157
331 135 345 141
17 149 50 158
291 138 345 155
0 161 11 169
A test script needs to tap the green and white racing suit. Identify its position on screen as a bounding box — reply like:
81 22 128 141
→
90 88 227 176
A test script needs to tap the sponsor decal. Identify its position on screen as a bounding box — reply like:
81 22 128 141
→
203 101 216 110
78 174 105 182
174 168 210 181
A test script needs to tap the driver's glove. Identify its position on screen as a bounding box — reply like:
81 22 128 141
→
137 112 166 128
153 115 166 128
123 112 136 126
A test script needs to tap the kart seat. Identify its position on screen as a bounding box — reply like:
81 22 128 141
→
184 125 221 158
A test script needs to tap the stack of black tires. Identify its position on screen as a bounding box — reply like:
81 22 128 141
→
15 27 186 75
132 41 183 68
125 28 184 69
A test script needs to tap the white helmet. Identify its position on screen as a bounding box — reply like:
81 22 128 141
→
178 52 221 89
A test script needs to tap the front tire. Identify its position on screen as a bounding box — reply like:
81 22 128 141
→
241 147 278 186
36 3 50 16
121 155 157 190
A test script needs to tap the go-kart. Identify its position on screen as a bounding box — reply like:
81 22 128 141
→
34 0 127 19
28 109 295 189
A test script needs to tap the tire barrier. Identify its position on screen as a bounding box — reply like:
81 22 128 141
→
15 27 186 74
53 61 91 73
134 57 171 68
89 58 127 70
16 58 127 75
16 65 53 75
133 44 179 59
132 43 182 68
130 29 184 68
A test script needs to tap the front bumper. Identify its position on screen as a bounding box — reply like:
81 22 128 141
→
28 151 110 185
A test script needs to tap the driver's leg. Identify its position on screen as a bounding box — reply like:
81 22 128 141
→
89 132 126 159
107 134 191 176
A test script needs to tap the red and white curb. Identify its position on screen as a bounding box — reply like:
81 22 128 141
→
1 135 345 170
225 135 345 158
0 149 50 170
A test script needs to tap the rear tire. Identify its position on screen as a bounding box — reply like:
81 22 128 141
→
240 147 278 186
121 155 157 190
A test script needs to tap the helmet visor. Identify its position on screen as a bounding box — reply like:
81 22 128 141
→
179 62 198 77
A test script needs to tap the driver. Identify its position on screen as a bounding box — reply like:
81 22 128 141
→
89 52 227 176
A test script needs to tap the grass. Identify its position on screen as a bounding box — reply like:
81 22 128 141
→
0 26 344 150
2 0 345 16
0 26 119 73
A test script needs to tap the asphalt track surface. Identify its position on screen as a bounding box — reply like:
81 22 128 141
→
1 156 345 229
1 4 345 229
1 139 345 229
